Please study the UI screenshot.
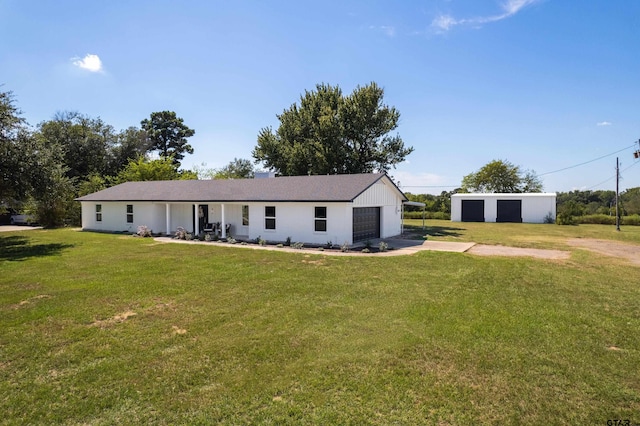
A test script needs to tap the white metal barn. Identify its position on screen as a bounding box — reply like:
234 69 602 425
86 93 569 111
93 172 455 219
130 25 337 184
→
451 193 556 223
76 173 407 245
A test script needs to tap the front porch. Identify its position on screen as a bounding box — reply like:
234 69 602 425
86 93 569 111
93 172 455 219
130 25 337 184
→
162 202 249 239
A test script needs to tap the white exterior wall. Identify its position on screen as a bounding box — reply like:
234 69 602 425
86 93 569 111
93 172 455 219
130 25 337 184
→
451 193 557 223
353 180 403 238
246 202 351 245
81 201 167 233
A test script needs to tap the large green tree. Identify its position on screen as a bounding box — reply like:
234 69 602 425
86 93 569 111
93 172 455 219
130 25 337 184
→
36 112 117 180
214 158 255 179
0 89 32 205
108 126 152 175
253 82 413 175
461 159 543 193
115 156 197 183
141 111 195 166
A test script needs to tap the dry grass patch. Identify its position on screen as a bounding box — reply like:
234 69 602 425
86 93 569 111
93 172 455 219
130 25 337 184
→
89 310 137 328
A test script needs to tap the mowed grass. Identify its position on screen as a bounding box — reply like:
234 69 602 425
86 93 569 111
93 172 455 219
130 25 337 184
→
1 226 639 424
410 218 640 249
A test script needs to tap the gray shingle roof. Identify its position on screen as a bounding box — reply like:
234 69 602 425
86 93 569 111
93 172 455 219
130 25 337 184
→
76 173 407 203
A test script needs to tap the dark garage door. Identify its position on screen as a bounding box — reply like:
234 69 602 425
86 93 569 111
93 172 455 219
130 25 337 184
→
353 207 380 242
461 200 485 222
497 200 522 223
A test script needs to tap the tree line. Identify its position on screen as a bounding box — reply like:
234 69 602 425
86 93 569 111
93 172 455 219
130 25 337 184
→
1 82 414 227
1 89 199 227
403 159 640 223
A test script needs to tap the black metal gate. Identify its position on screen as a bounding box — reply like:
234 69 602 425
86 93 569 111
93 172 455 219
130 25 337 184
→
496 200 522 223
461 200 485 222
352 207 380 242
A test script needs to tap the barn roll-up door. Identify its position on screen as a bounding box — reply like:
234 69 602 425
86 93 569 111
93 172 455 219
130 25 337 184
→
496 200 522 223
353 207 380 242
461 200 485 222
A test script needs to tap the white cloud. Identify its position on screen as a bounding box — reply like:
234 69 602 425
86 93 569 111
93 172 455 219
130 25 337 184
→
597 121 612 126
370 25 396 37
431 0 541 33
72 54 103 72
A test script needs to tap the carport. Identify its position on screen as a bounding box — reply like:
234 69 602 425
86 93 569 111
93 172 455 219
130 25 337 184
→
402 200 426 233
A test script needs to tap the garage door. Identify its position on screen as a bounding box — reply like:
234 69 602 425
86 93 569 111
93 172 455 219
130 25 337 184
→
497 200 522 223
461 200 485 222
353 207 380 242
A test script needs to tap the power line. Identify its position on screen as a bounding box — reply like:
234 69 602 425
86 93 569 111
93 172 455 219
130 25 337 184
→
402 142 638 191
539 143 636 176
401 185 459 188
587 158 640 190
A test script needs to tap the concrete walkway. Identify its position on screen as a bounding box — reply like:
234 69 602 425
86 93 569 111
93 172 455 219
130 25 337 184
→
153 236 475 257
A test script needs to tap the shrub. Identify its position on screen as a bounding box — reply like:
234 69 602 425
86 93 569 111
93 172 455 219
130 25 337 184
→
557 201 584 225
543 212 555 224
204 233 212 242
174 227 187 240
578 214 616 225
623 214 640 226
378 241 388 252
364 240 372 250
326 240 333 249
258 238 266 246
341 242 350 252
276 243 284 248
136 225 152 237
361 248 370 253
184 232 194 241
292 242 304 249
227 237 236 244
403 211 451 220
285 236 292 246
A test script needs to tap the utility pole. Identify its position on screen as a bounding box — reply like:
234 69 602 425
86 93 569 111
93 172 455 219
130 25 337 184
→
616 157 620 231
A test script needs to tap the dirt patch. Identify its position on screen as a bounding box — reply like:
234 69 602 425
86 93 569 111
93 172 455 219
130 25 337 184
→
566 238 640 266
90 311 137 328
171 325 187 335
468 245 570 260
11 294 51 309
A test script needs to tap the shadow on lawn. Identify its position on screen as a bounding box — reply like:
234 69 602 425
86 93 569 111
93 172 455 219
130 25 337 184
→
0 235 74 261
423 226 465 238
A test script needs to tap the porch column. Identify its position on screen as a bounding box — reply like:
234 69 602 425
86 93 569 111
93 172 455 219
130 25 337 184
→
194 203 200 235
166 203 171 236
221 204 226 238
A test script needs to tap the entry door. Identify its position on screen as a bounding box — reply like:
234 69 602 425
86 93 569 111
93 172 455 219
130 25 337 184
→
461 200 485 222
353 207 380 242
193 205 209 233
496 200 522 223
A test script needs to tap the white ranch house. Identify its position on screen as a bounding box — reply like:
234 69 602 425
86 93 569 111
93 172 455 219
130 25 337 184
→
77 173 408 245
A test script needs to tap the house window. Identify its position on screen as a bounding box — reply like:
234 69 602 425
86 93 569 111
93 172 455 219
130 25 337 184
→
242 205 249 226
126 204 133 223
315 206 327 232
96 204 102 222
265 206 276 230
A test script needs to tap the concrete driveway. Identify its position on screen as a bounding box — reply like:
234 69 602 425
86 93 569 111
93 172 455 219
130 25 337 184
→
0 225 43 232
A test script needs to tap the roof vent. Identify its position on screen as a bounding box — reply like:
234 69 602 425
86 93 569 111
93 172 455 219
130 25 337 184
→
254 172 276 179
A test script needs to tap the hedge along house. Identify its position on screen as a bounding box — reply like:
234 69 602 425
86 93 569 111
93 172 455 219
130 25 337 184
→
76 173 407 245
451 193 557 223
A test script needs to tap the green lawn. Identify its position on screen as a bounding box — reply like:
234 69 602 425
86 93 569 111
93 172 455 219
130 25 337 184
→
1 226 639 424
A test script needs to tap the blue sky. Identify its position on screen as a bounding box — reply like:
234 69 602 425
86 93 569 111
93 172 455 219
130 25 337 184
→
2 0 639 194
